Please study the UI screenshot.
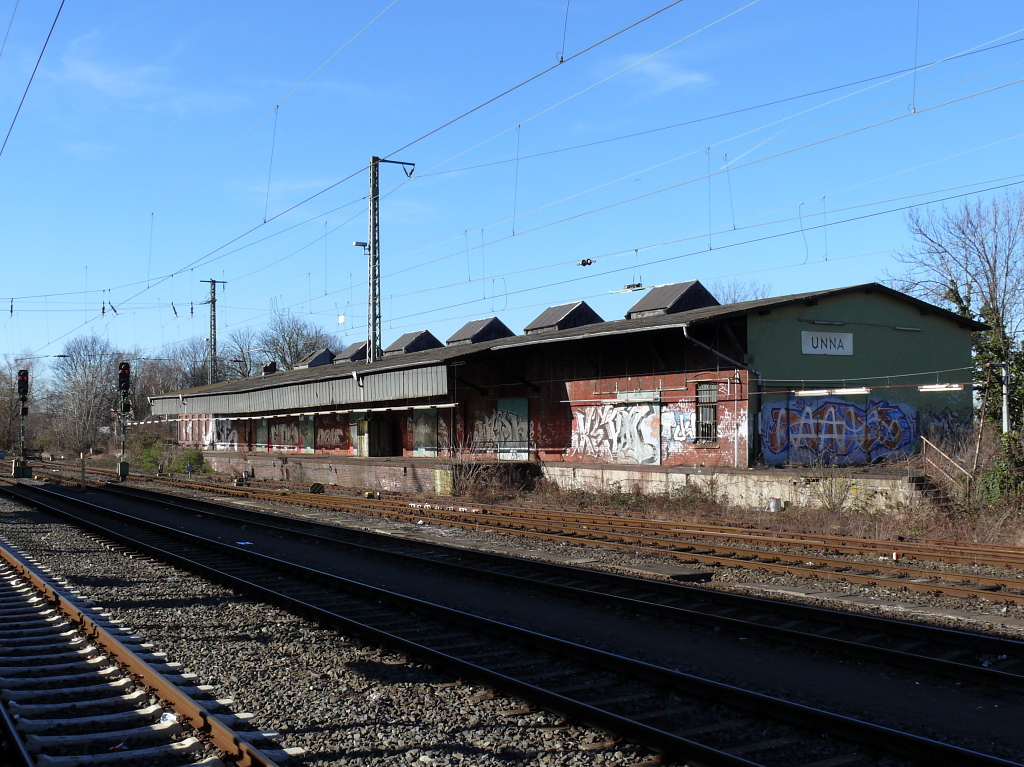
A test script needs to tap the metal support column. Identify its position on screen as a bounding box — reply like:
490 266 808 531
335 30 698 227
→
364 156 414 364
367 156 381 363
1001 362 1011 434
201 279 227 384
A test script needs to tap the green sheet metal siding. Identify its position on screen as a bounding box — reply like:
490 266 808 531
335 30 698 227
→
747 290 974 465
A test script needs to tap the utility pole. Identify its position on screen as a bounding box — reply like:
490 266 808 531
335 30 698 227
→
201 279 227 384
367 158 380 363
1000 362 1010 434
365 156 414 363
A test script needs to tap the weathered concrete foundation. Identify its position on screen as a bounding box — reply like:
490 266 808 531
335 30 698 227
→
202 451 917 511
538 464 915 512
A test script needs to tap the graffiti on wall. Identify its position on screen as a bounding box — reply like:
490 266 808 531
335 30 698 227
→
264 416 313 453
474 409 527 445
661 403 695 457
211 419 239 450
760 397 918 465
923 407 970 443
179 415 211 447
315 413 351 452
570 402 660 465
317 427 348 449
412 410 438 456
269 421 299 450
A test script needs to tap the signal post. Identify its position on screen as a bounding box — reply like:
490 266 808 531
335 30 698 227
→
116 362 131 481
12 370 30 478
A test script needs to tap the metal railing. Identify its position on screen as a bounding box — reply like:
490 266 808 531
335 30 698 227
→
920 436 973 494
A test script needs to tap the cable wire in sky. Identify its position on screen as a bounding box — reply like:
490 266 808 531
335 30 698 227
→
416 32 1024 180
380 71 1024 281
219 167 1024 332
27 0 696 351
0 0 64 161
0 0 20 63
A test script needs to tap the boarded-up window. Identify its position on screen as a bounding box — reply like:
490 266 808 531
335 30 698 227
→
254 419 268 452
413 408 438 457
696 383 718 445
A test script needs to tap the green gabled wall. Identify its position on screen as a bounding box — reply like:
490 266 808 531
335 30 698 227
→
744 287 974 465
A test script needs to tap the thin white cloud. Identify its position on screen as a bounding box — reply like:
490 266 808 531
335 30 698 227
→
612 53 712 96
50 33 249 115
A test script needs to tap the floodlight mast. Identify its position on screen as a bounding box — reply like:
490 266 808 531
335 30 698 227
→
364 156 414 364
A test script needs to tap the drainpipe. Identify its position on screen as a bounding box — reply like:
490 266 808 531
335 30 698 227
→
682 322 764 468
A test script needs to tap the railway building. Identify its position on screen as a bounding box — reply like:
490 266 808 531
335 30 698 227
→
147 280 982 495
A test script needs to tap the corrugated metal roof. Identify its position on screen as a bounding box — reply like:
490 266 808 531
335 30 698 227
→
625 280 719 318
338 341 367 362
446 316 515 346
383 330 443 356
295 347 335 368
151 364 449 416
150 282 988 412
523 300 603 334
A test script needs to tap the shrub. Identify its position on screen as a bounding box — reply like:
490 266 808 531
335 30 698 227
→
167 448 208 475
133 434 164 473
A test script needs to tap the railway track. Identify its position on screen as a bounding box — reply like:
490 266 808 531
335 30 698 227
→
0 531 292 767
2 480 1021 767
36 460 1024 565
91 481 1024 692
35 461 1024 605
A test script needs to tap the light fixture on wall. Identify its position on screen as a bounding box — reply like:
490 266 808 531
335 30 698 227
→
918 383 964 392
795 387 870 397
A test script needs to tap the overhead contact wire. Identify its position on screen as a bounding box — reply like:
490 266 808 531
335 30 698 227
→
0 0 64 160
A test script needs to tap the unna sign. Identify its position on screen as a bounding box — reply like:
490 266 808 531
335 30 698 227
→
801 331 853 356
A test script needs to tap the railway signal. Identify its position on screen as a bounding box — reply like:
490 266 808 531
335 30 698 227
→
116 362 131 481
17 369 28 399
117 362 131 394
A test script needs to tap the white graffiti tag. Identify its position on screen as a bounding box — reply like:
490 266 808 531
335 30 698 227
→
474 409 527 446
269 422 300 450
316 427 347 449
211 419 239 451
570 403 659 465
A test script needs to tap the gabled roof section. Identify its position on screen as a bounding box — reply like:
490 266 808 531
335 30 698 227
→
523 300 603 335
295 347 335 368
383 329 443 357
336 341 367 363
626 280 719 319
446 317 515 346
149 282 988 410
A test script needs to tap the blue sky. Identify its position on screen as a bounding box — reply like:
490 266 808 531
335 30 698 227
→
2 1 1023 366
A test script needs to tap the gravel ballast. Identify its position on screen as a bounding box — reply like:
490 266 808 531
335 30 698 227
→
5 482 1024 766
0 495 655 766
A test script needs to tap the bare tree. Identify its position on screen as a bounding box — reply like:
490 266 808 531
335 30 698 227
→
0 355 43 454
50 335 121 454
708 278 772 304
223 326 263 379
160 337 211 391
889 190 1024 423
890 191 1024 342
257 311 336 370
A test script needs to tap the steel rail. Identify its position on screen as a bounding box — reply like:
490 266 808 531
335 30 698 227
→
146 472 1024 568
32 469 1024 604
33 461 1024 567
0 525 282 767
0 690 32 767
2 482 1022 767
99 481 1024 690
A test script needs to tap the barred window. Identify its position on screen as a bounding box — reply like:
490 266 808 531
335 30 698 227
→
696 382 718 445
